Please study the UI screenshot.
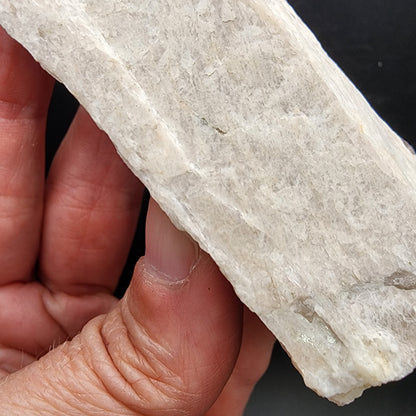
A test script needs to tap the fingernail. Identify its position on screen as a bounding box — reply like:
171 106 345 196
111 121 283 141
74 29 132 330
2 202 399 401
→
145 201 200 283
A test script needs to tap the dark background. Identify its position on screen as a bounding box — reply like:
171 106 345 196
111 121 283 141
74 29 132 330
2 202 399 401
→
44 1 416 414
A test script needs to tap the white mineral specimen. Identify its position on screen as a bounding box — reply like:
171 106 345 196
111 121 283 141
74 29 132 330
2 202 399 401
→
1 0 416 405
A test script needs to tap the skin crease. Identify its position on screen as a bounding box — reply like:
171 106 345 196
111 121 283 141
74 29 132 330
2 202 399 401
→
0 26 275 415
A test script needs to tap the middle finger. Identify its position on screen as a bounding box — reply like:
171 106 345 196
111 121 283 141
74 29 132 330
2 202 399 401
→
39 107 144 295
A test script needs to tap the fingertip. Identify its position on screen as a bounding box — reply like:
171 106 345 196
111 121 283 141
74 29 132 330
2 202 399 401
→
123 203 243 412
127 250 243 362
145 198 200 283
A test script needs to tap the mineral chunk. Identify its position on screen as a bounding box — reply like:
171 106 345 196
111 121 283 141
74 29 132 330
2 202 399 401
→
1 0 416 405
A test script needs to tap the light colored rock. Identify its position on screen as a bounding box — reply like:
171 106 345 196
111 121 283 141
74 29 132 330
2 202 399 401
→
1 0 416 405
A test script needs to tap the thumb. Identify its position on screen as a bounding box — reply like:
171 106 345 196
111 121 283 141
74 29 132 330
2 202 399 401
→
0 199 243 416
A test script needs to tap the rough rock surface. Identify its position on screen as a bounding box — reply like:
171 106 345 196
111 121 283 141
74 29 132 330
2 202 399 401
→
1 0 416 405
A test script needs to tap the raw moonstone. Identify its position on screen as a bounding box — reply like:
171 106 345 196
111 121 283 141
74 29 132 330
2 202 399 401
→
2 0 416 405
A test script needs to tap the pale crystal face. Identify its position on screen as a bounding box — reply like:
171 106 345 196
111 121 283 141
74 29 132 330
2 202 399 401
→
1 0 416 405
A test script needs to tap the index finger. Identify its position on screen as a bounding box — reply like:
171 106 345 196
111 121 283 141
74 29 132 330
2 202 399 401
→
0 26 54 283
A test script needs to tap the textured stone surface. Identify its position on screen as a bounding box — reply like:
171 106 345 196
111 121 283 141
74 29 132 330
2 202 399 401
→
1 0 416 405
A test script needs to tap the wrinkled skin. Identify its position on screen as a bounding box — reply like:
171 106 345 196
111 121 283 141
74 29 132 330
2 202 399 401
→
0 26 275 415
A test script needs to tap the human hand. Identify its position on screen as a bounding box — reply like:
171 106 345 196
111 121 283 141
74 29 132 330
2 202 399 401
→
0 26 275 415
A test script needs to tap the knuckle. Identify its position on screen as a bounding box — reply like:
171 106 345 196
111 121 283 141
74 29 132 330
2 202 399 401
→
80 306 195 416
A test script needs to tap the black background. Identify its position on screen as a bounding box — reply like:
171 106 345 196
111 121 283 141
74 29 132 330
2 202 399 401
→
44 1 416 414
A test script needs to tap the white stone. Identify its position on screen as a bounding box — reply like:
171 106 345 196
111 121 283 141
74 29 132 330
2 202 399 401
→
1 0 416 405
